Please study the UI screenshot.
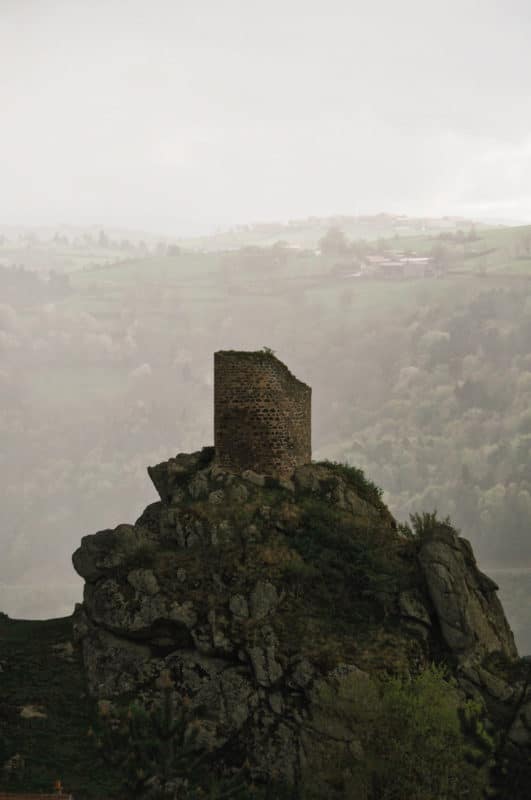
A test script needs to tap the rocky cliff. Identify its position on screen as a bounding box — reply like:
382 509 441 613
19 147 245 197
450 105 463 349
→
71 447 531 796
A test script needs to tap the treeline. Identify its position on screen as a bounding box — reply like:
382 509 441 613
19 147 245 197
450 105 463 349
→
332 286 531 567
0 265 70 303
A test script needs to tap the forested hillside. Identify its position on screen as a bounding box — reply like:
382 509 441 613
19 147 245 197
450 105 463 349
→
330 285 531 566
1 226 530 651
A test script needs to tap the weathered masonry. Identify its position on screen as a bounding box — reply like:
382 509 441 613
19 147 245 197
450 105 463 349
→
214 350 311 480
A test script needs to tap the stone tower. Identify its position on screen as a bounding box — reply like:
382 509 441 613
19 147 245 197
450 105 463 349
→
214 350 311 480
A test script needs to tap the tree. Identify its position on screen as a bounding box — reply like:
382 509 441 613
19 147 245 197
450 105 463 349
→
92 670 252 799
300 664 490 800
98 229 110 248
318 227 350 256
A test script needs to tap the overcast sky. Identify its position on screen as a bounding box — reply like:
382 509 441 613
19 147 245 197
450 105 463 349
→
2 0 531 235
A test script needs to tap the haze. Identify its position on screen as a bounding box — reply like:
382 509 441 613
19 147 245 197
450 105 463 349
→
1 1 531 658
2 0 531 234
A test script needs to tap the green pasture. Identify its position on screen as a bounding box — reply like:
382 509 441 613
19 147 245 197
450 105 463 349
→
377 224 531 274
0 615 122 798
13 222 528 331
71 252 227 287
0 242 119 273
63 247 531 328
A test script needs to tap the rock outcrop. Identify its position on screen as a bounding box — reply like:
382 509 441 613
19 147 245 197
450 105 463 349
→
417 524 517 660
71 447 530 795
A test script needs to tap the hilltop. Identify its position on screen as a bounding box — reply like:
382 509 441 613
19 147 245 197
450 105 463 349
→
1 449 531 797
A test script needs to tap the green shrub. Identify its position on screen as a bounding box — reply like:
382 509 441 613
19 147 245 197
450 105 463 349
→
92 672 252 799
409 509 458 539
300 663 489 800
371 666 489 800
288 497 399 618
316 460 384 509
397 521 415 538
459 698 496 765
280 557 320 599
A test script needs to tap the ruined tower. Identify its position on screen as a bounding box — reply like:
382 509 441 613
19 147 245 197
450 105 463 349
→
214 350 311 480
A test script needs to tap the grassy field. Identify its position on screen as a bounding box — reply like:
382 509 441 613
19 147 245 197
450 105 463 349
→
66 248 531 325
379 223 531 274
0 615 122 798
0 243 121 273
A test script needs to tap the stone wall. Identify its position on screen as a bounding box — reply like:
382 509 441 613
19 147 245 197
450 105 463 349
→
214 350 311 480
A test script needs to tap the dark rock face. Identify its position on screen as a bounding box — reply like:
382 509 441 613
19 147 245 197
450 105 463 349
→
147 447 214 504
71 448 529 792
414 523 531 796
417 526 518 660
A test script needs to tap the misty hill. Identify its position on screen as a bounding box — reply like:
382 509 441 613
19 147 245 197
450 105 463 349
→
2 217 531 659
0 214 504 272
3 215 531 280
174 213 497 251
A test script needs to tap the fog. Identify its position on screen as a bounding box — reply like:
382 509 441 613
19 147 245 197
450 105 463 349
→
2 0 531 231
1 2 531 655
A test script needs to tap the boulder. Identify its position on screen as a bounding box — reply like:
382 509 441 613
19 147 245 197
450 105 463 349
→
241 469 266 487
72 524 154 583
418 526 517 660
249 580 279 620
148 448 214 502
